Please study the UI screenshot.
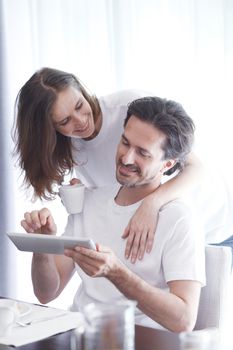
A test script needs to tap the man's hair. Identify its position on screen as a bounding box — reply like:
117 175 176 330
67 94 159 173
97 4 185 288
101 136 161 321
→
124 96 195 175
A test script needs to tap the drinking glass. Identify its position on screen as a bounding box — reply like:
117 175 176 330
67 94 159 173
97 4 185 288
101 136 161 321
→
83 300 136 350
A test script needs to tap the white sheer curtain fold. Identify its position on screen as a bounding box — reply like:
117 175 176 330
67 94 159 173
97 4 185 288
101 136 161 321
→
26 0 118 93
1 0 232 303
0 0 17 297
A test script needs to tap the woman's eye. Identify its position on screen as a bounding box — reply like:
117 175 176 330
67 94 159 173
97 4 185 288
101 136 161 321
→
59 117 70 126
75 102 83 110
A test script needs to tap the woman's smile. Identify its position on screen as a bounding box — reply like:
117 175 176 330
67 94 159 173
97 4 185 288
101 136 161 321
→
72 116 95 138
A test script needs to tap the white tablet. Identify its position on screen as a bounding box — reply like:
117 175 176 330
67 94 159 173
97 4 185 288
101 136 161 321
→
7 232 96 254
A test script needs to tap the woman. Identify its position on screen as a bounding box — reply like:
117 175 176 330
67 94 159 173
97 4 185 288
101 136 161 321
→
13 67 203 262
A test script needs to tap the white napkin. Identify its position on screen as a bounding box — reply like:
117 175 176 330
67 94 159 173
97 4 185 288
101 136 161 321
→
0 300 84 346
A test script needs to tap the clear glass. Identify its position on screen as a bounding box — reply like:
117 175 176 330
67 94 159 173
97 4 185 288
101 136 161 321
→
70 325 85 350
82 300 136 350
179 330 212 350
180 328 226 350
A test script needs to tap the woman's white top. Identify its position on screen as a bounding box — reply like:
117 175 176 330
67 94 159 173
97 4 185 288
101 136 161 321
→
72 90 148 187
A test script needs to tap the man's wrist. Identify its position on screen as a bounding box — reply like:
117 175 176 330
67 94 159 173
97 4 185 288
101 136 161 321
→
107 259 128 283
107 261 138 297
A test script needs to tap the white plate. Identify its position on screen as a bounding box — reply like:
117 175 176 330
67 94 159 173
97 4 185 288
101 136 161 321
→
17 302 31 318
0 299 31 318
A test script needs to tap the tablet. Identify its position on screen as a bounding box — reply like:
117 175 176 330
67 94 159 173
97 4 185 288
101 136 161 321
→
7 232 96 254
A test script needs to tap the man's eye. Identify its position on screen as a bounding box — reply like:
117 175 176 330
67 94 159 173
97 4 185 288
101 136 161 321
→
122 139 129 146
138 150 150 158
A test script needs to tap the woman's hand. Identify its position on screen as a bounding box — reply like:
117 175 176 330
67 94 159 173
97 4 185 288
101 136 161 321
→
21 208 57 235
69 178 82 185
122 195 160 263
122 152 203 263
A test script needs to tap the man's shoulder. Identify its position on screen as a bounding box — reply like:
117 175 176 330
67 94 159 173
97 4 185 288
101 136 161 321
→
159 199 203 240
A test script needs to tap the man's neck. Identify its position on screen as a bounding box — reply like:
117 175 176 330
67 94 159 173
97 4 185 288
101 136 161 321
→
115 182 160 206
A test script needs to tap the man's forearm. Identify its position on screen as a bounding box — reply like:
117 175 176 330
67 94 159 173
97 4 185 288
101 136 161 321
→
31 253 60 304
108 263 198 332
65 245 200 332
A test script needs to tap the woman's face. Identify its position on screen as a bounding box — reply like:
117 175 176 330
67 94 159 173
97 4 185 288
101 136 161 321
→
52 86 95 139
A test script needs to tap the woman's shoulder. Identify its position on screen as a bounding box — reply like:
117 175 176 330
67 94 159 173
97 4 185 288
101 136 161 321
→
99 89 150 109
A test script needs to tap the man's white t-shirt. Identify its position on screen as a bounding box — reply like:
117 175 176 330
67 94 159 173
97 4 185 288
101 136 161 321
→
64 185 205 330
70 89 233 244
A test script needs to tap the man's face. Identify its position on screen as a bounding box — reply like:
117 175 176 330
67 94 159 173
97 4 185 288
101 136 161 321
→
116 116 172 187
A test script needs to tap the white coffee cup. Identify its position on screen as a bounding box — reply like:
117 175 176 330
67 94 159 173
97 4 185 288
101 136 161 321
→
59 183 85 214
0 305 17 337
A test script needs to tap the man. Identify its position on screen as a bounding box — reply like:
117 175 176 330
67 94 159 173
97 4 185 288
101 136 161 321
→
21 97 205 332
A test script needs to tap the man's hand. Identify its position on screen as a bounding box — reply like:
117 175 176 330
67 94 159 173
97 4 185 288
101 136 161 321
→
64 244 120 278
21 208 57 235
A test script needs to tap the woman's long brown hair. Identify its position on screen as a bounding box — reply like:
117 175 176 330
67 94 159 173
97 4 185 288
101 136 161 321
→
12 67 100 200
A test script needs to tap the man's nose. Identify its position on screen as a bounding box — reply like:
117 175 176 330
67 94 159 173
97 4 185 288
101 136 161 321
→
121 148 135 165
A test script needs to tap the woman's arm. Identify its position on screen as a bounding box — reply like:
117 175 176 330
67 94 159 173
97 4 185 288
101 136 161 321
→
123 152 204 262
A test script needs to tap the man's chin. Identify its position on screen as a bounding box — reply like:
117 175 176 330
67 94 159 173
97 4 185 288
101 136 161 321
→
116 175 137 188
121 182 137 188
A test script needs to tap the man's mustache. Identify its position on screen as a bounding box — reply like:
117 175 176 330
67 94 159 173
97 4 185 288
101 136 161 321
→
118 161 140 174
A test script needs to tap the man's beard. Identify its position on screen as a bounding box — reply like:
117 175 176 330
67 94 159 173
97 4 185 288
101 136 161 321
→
116 161 141 187
117 179 138 188
116 163 159 188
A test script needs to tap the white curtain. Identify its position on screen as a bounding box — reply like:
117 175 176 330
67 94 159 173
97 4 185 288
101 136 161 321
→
1 0 232 305
0 0 17 298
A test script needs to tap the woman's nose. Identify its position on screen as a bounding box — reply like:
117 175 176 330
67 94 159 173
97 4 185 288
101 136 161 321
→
73 112 86 125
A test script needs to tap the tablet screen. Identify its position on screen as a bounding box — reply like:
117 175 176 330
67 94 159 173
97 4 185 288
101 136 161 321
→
7 232 96 254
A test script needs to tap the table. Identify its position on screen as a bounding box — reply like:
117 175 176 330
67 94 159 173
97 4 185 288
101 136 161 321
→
0 297 180 350
0 325 180 350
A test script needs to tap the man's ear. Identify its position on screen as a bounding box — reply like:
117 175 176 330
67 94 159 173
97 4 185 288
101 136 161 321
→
161 159 177 174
